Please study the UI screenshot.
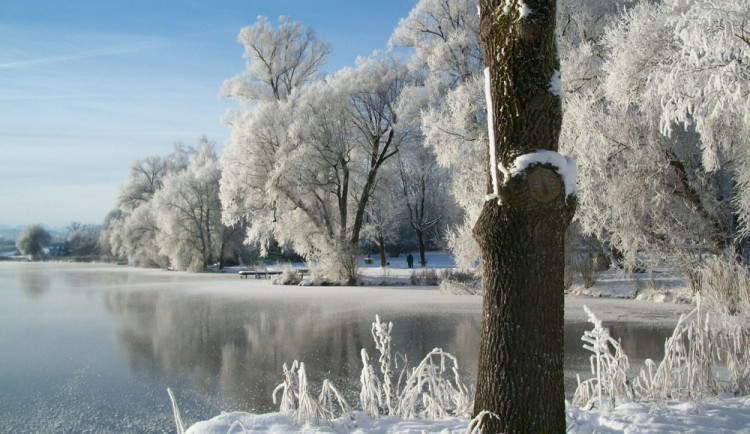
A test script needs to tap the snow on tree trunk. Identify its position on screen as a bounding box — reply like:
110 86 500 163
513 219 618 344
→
472 1 575 432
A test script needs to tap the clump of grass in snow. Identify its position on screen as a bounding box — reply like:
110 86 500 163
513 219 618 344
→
410 268 439 285
267 315 472 426
572 306 631 410
574 256 750 408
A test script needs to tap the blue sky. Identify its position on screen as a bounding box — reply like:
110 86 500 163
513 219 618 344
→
0 0 418 228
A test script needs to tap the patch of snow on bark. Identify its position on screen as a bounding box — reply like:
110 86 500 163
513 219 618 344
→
509 150 577 197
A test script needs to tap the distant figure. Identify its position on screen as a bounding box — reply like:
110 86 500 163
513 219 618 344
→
406 253 414 269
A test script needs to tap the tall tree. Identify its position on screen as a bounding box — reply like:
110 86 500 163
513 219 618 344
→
153 138 239 271
472 1 575 432
222 54 411 282
391 0 486 268
395 146 453 267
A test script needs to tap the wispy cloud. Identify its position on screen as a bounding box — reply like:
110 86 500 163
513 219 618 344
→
0 40 157 70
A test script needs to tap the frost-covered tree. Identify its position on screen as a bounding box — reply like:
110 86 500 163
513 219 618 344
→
115 200 169 268
108 147 190 267
98 209 123 261
361 172 406 267
108 140 244 270
391 0 486 268
472 0 574 431
222 53 412 282
15 224 51 259
395 145 454 267
562 0 750 274
66 222 100 257
152 138 238 271
221 15 331 105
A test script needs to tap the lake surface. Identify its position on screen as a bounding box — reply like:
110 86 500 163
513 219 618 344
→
0 263 688 433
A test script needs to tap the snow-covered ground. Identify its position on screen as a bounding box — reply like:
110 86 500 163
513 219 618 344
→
183 253 750 433
184 396 750 433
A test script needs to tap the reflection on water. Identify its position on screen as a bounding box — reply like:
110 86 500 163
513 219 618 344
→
0 263 678 432
17 266 52 296
104 288 482 414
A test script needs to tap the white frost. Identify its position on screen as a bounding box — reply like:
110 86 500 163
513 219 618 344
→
549 69 564 99
509 150 577 197
484 67 499 198
517 1 532 19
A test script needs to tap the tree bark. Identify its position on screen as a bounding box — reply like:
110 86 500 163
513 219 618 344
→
416 229 427 267
378 230 387 268
473 1 575 432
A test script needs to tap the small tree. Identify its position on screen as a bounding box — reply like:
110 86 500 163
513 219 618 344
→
16 224 51 259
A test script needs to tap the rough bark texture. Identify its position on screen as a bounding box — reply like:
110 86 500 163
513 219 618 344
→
472 1 575 432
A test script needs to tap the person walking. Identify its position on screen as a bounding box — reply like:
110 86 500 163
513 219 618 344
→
406 253 414 269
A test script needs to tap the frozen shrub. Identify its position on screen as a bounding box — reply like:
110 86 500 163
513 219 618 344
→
574 251 603 289
272 360 353 427
410 268 439 286
576 261 750 409
395 348 472 419
359 349 383 418
568 234 610 288
439 269 482 295
572 306 631 410
440 269 480 285
360 316 472 419
279 265 301 285
697 256 750 316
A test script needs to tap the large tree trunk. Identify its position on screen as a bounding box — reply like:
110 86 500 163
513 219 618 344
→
473 1 575 432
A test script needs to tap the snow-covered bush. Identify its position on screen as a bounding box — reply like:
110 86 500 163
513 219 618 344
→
630 258 750 401
278 266 302 286
576 262 750 407
572 306 631 410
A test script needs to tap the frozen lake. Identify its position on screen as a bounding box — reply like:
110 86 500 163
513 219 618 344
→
0 262 689 433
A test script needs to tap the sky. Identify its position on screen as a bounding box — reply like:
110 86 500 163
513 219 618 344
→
0 0 418 228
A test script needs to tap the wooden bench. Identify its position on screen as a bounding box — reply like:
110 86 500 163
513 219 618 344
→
238 270 283 279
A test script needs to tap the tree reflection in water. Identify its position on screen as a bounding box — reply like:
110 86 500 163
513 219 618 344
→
104 288 482 414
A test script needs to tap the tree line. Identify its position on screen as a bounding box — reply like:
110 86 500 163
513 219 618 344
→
96 0 748 283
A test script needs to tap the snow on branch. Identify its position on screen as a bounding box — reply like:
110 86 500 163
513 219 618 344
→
484 67 499 199
517 1 532 20
509 150 577 197
548 69 563 99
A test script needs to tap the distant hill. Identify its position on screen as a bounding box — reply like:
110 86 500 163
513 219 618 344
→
0 225 67 242
0 225 22 242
